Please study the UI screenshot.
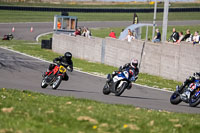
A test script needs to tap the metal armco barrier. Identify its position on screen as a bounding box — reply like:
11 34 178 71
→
0 5 199 13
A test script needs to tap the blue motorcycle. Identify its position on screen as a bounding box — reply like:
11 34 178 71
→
170 78 200 107
103 68 137 96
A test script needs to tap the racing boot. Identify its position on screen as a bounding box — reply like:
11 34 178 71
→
127 83 132 90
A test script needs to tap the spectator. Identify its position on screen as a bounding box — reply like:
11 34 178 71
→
73 27 81 36
125 29 135 42
193 31 199 44
81 28 87 37
120 29 124 37
85 28 92 38
57 20 61 29
152 28 161 43
109 30 116 38
182 29 192 42
169 28 179 43
176 31 184 44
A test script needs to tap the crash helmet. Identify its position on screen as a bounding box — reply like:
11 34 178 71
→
64 52 72 61
130 58 138 68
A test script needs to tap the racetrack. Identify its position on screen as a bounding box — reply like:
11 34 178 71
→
1 20 200 41
0 47 199 114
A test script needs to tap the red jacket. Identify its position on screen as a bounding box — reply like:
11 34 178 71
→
109 32 116 38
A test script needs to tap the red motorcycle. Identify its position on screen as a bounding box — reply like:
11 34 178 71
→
41 63 67 89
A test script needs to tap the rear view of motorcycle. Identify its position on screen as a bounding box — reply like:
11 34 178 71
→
41 63 67 90
103 68 136 96
170 74 200 107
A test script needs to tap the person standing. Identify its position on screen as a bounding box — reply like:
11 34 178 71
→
125 29 135 42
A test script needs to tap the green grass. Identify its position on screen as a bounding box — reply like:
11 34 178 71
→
0 89 200 133
0 10 200 22
38 33 53 43
0 39 180 90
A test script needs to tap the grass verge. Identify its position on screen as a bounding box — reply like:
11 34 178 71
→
0 88 200 133
0 39 180 90
0 10 200 22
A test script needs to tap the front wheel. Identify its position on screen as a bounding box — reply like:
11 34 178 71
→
41 79 48 88
52 76 62 90
103 83 111 95
170 91 182 105
115 82 127 96
189 91 200 107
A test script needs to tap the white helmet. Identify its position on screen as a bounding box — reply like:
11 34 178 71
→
131 58 138 68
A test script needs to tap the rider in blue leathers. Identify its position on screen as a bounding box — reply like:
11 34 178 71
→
178 72 200 98
110 58 139 89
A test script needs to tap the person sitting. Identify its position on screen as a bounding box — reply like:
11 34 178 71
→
192 31 199 45
81 28 87 37
152 28 161 43
176 31 184 44
182 29 191 42
73 28 81 36
109 30 116 38
168 28 179 43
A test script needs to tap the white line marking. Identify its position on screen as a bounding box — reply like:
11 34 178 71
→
0 47 173 93
36 32 53 42
0 59 43 62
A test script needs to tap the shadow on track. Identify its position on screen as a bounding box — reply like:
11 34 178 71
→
58 88 98 94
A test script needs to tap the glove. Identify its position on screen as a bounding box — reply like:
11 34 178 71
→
119 66 123 71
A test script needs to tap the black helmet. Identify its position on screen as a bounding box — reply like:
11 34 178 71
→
130 58 138 68
64 52 72 60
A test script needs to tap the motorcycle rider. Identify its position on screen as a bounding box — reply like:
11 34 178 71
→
178 72 200 98
43 52 73 81
109 58 139 89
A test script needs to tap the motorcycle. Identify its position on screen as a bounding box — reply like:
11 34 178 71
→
41 63 67 90
170 79 200 107
103 68 136 96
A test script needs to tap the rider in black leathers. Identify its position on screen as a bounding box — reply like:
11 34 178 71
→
44 52 73 81
110 58 139 89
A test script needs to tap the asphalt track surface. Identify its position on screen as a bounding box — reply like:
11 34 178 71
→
1 20 200 41
0 47 200 114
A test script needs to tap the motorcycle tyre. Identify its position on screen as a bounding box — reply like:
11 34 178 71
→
41 79 48 88
189 94 200 107
115 82 127 96
170 91 182 105
52 75 62 90
103 83 111 95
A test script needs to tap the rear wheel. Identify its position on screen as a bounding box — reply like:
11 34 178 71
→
52 76 62 90
189 91 200 107
103 83 111 95
170 91 182 105
115 82 127 96
41 79 48 88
